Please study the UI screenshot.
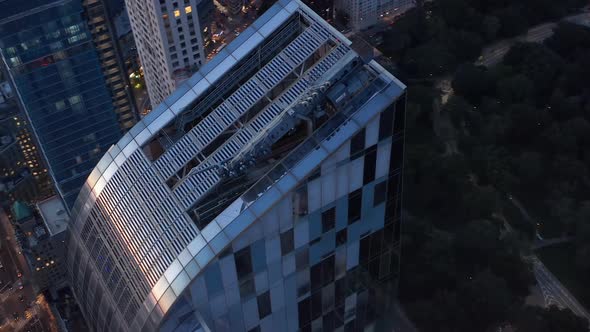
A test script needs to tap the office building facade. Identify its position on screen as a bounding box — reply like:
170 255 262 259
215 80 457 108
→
84 0 139 131
0 68 53 205
335 0 415 31
0 0 127 208
125 0 214 106
66 1 406 331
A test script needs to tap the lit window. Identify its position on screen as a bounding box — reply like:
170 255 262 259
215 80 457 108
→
69 95 81 105
174 9 181 17
185 5 192 13
55 100 66 111
9 56 22 67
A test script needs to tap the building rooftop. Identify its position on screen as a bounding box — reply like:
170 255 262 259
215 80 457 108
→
12 201 32 221
67 1 406 329
36 196 68 236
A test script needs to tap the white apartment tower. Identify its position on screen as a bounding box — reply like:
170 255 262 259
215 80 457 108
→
335 0 415 31
126 0 213 106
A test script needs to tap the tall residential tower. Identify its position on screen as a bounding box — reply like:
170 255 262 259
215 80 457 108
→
125 0 214 106
335 0 415 31
0 0 132 208
66 1 406 330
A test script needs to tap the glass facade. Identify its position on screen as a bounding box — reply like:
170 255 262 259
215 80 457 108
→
84 0 139 131
0 0 123 208
0 73 53 205
64 1 407 331
158 94 405 332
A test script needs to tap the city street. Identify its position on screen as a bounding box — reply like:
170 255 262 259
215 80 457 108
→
476 10 589 67
0 210 56 332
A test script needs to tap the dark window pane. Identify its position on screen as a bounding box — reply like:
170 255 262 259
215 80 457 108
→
321 207 336 233
235 247 252 280
308 167 321 181
298 298 311 326
345 319 356 332
369 258 380 279
311 262 322 292
348 189 362 224
335 279 345 307
257 291 271 318
378 103 394 141
370 230 384 259
336 228 347 246
373 181 386 206
296 248 309 271
394 94 406 135
390 138 404 172
321 255 335 287
379 252 392 280
335 305 345 327
384 224 394 250
323 311 335 331
311 291 322 320
310 237 321 246
350 128 365 159
280 229 294 255
360 235 371 266
363 145 377 185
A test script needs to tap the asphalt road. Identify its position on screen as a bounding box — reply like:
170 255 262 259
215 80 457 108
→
476 23 556 67
476 10 590 67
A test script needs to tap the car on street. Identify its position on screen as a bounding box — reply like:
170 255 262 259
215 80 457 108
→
17 270 22 278
17 280 23 289
19 294 24 302
13 312 19 320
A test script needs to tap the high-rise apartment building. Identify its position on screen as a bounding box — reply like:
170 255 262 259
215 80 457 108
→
125 0 214 106
335 0 415 31
84 0 139 131
0 0 131 209
66 1 406 331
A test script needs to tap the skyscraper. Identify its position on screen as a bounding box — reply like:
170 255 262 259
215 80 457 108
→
0 72 52 204
125 0 214 106
66 1 406 331
0 0 131 208
84 0 139 131
335 0 415 31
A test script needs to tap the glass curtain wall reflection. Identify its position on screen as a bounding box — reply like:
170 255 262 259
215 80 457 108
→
0 0 123 208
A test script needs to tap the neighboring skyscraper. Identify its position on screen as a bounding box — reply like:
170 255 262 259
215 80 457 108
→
84 0 139 131
335 0 415 31
125 0 214 106
66 1 406 331
0 0 129 208
0 71 53 205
